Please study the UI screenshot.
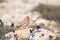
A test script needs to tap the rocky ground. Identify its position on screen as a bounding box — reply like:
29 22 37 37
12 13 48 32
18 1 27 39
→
5 28 56 40
0 0 60 40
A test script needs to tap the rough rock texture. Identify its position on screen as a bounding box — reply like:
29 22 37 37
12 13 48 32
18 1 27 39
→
5 28 56 40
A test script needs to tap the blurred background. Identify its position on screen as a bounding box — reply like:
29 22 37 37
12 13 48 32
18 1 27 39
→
0 0 60 40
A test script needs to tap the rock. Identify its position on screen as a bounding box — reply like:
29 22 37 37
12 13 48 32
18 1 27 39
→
35 18 50 26
5 28 56 40
29 29 56 40
49 20 58 27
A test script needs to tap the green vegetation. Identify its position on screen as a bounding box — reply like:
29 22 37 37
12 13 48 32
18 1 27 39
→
29 25 36 30
0 26 15 40
0 5 5 9
5 26 15 33
0 19 5 40
0 0 6 3
40 23 45 27
0 19 4 26
0 19 15 40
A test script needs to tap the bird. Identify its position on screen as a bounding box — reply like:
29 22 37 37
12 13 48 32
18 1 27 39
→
17 16 30 29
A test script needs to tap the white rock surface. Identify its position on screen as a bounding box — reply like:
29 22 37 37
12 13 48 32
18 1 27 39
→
29 29 56 40
5 28 56 40
35 18 50 26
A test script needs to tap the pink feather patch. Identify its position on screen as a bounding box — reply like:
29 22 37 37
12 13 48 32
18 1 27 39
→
19 16 30 28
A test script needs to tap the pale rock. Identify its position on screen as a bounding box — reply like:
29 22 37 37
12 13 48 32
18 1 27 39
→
5 28 56 40
49 20 58 27
35 18 50 26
